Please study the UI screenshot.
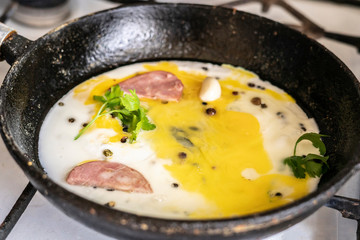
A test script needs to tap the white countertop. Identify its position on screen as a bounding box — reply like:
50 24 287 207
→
0 0 359 239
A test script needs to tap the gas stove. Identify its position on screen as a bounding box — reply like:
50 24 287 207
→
0 0 359 239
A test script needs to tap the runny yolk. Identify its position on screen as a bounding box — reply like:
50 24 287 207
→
143 62 309 218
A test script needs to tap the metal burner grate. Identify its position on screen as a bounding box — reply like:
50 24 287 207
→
220 0 360 52
0 184 36 239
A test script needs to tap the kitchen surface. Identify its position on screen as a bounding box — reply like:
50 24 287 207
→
0 0 359 239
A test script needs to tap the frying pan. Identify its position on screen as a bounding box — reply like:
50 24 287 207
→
0 3 359 240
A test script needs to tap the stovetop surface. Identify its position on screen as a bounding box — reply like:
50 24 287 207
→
0 0 359 239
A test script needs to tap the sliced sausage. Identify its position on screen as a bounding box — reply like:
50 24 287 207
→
118 71 184 102
66 161 152 193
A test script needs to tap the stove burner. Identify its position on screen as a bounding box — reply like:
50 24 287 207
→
11 0 71 27
220 0 360 52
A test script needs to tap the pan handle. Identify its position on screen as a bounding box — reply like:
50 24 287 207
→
0 22 32 65
0 23 16 60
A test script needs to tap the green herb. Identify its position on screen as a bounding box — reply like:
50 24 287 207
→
284 133 329 179
74 85 156 143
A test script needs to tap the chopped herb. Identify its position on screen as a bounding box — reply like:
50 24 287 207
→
188 126 199 131
284 133 329 179
74 85 156 143
170 127 194 148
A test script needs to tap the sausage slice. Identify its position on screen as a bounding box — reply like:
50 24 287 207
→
118 71 184 102
66 161 152 193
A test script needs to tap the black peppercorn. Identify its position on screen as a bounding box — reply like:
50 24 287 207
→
171 183 179 188
247 82 255 88
206 108 216 116
299 123 307 131
121 136 128 143
251 97 261 105
276 112 285 119
178 152 187 159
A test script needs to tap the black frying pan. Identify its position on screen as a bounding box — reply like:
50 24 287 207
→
0 3 359 240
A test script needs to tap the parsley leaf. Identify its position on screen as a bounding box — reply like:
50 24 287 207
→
284 156 306 178
284 133 329 179
294 132 328 155
120 90 139 111
74 85 155 143
305 161 323 178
